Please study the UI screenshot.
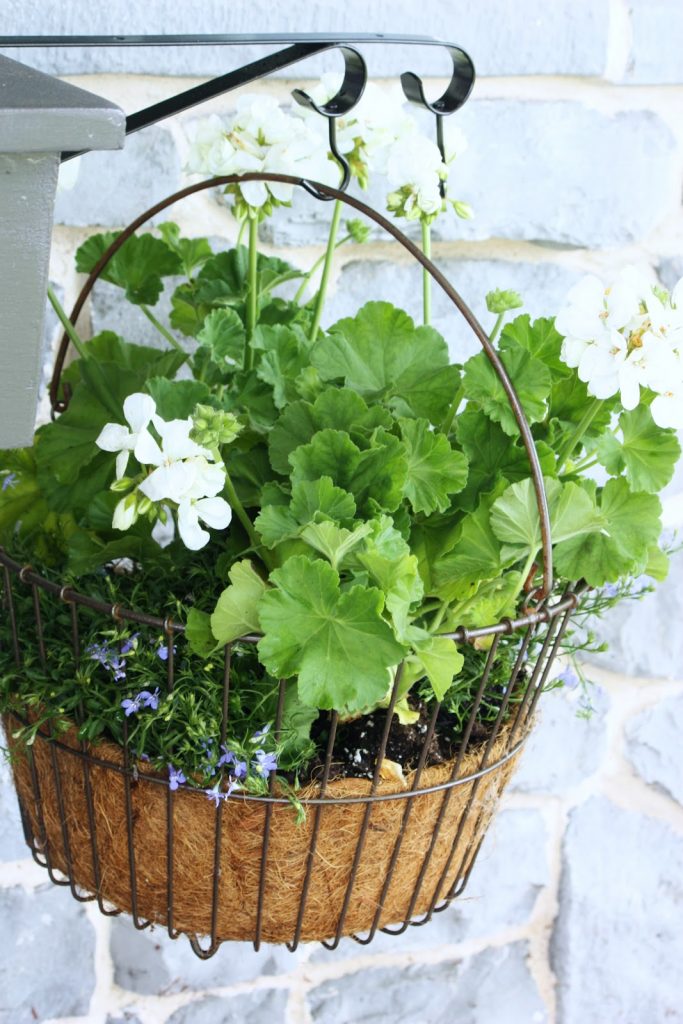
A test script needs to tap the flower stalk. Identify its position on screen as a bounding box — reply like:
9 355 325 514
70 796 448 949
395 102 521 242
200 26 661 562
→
309 198 343 344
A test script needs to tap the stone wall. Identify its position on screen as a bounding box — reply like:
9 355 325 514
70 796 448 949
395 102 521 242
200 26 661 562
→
1 3 683 1022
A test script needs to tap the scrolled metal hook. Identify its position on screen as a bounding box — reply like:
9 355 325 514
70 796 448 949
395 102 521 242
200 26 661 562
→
291 44 367 197
401 45 475 199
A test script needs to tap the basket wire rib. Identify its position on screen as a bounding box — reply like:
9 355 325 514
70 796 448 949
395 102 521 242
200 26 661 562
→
0 34 582 955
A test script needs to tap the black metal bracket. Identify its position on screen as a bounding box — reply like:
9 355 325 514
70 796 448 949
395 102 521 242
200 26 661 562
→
0 34 476 172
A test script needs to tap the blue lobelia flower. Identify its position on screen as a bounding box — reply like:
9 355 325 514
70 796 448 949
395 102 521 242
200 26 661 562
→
253 749 278 778
121 696 141 717
156 641 177 662
168 764 187 791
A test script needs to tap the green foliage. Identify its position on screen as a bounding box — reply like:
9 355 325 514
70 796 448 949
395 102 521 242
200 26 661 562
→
258 556 406 714
1 222 676 779
595 406 681 494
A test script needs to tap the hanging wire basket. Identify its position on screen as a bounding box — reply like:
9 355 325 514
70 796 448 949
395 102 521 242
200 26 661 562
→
0 172 582 955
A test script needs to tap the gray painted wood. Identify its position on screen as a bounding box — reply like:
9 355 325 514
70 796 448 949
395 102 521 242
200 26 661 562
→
0 56 125 448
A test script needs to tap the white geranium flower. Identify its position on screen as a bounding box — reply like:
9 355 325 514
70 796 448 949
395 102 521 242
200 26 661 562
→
177 494 232 550
556 266 683 411
96 393 157 479
137 420 215 503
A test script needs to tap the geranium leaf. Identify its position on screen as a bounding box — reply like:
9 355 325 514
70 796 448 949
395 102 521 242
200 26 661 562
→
312 301 456 423
300 520 373 569
500 314 570 375
596 406 681 494
411 637 464 701
356 518 424 638
210 559 269 645
185 608 219 658
490 477 602 557
258 556 406 713
347 428 408 514
463 342 552 436
289 477 356 523
554 478 662 586
76 232 181 306
455 407 556 508
255 324 313 409
268 401 318 474
289 429 361 488
432 489 505 599
145 378 211 420
399 418 469 515
256 477 356 549
196 308 246 365
157 222 213 277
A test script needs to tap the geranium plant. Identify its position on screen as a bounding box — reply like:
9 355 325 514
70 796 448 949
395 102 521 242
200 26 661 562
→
1 83 680 811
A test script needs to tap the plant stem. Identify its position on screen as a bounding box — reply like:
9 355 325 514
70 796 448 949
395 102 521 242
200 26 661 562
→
47 285 90 362
421 218 432 326
294 231 352 306
244 213 259 371
489 313 505 345
309 198 343 344
439 385 465 437
140 305 185 353
223 469 274 570
557 397 603 472
236 215 248 248
429 600 449 633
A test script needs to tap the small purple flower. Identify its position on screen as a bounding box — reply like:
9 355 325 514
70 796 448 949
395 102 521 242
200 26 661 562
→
253 749 278 778
156 642 177 662
205 783 224 807
120 633 140 656
1 472 17 492
87 640 127 680
121 697 141 717
216 745 235 770
251 724 270 740
233 759 248 780
168 764 187 791
138 688 161 711
556 666 579 690
109 656 127 682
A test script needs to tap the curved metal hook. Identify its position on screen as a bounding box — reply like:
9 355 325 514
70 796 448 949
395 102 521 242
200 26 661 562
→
401 45 475 200
292 45 367 197
291 44 367 118
400 44 475 116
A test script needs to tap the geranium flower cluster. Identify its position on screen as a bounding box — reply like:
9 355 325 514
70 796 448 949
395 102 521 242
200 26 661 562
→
95 394 234 550
185 95 334 218
186 78 471 225
556 267 683 428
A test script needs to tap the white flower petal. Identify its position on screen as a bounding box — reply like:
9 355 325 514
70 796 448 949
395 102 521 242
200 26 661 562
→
151 507 176 549
651 390 683 429
134 429 164 467
155 418 209 461
177 501 210 550
239 180 268 208
139 462 196 503
123 393 156 434
96 423 132 453
115 450 130 480
194 496 232 530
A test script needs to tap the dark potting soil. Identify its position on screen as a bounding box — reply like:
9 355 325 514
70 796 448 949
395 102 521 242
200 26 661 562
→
306 702 493 783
